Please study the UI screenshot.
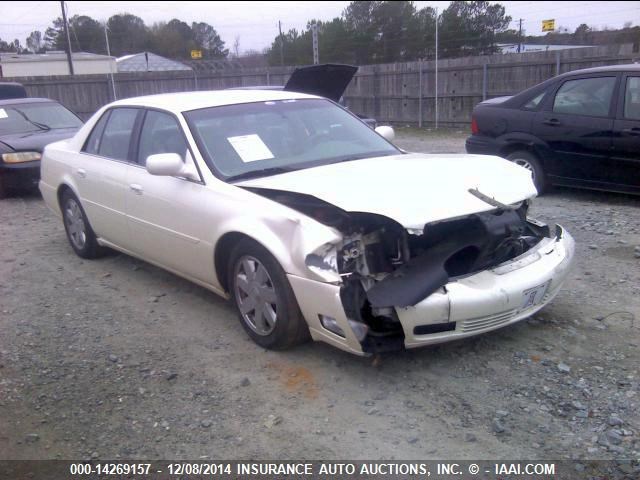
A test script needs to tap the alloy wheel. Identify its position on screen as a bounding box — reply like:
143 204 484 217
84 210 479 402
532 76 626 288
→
512 157 536 182
64 198 87 250
233 255 278 336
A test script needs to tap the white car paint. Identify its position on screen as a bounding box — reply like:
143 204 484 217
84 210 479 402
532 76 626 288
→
237 153 538 229
39 90 575 356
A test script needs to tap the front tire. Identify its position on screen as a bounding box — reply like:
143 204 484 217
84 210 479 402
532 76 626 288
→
227 239 309 350
61 190 106 259
506 150 546 194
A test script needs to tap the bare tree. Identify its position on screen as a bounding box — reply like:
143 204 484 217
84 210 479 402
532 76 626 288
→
26 30 44 53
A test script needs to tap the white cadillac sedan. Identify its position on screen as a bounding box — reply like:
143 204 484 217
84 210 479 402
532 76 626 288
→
40 90 575 356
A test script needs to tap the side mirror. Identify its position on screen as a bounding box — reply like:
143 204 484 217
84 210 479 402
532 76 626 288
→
146 153 198 181
375 125 395 142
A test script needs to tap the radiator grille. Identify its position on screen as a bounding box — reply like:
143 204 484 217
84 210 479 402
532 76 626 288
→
461 309 517 333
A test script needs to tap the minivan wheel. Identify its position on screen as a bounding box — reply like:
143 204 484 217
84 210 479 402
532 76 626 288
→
506 150 546 194
227 239 309 350
61 190 106 259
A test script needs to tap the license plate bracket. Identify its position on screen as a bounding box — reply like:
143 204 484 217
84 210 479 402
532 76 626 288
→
521 281 549 310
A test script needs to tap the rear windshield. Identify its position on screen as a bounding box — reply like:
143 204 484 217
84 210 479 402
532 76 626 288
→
0 102 82 135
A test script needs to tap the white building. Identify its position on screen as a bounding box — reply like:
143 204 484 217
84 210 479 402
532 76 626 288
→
0 51 116 78
116 52 192 72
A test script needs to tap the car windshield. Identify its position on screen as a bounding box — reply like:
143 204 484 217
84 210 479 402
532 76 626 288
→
184 98 398 181
0 102 82 135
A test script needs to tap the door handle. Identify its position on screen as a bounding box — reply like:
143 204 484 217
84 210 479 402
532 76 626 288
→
622 127 640 136
76 168 86 178
542 118 561 126
129 184 143 194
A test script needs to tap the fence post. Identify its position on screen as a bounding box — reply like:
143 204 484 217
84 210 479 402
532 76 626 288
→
556 51 561 76
418 59 423 128
482 63 488 101
266 68 270 86
373 66 380 121
193 70 198 90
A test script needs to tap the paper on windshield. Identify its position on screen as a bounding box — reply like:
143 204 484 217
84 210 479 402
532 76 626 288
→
227 134 274 163
0 109 7 119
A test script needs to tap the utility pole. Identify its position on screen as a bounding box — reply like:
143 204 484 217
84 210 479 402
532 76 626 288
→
104 23 116 100
311 23 319 65
518 18 523 53
278 21 284 66
60 1 74 75
435 7 438 130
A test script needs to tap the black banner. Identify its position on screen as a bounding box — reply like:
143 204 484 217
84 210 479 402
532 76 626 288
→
0 460 637 480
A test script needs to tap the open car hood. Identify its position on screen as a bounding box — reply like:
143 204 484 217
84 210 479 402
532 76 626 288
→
284 64 358 102
237 153 538 230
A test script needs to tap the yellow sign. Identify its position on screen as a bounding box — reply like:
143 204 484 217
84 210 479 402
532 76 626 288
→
542 19 555 32
191 50 202 59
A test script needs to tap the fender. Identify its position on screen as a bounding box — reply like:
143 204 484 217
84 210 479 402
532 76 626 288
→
213 213 342 286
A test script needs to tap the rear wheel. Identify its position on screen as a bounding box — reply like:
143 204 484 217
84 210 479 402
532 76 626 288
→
61 190 106 259
227 239 309 350
506 150 546 194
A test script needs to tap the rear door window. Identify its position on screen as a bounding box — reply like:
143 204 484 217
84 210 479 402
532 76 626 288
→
83 111 110 155
623 77 640 120
523 91 546 110
552 76 616 117
97 108 139 161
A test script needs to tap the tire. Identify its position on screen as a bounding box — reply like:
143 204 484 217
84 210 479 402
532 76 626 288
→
506 150 547 194
60 190 106 259
227 238 309 350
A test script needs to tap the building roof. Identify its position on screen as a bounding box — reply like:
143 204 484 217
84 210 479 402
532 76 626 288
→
497 43 592 54
0 52 115 63
116 52 192 72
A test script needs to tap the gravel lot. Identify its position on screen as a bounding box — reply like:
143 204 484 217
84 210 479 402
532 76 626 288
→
1 128 638 473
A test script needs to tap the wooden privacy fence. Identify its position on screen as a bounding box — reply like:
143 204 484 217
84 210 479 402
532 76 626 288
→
7 43 638 127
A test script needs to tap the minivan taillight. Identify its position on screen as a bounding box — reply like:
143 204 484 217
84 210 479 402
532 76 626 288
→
471 116 479 135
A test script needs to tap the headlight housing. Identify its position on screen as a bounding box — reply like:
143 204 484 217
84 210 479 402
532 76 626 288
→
305 242 340 283
2 151 41 163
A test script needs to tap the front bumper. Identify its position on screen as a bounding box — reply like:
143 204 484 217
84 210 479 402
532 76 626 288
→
288 225 575 356
0 160 41 190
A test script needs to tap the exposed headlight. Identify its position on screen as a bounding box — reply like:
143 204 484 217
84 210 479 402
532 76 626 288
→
2 151 41 163
305 243 340 283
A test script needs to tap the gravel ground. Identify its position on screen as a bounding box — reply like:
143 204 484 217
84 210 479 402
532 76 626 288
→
393 127 469 153
0 129 638 473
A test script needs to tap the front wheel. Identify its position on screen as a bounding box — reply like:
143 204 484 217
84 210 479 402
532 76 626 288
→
227 239 309 350
506 150 547 194
61 190 106 259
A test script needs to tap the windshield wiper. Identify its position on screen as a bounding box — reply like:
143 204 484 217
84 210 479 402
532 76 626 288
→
9 108 51 131
226 166 295 182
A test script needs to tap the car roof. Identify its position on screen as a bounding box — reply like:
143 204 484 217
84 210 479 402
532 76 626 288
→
0 97 58 106
108 89 318 114
561 63 640 77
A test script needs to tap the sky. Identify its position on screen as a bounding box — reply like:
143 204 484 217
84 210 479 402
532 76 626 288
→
0 1 638 54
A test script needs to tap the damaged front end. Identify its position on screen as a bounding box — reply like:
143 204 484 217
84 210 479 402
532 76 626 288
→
246 186 572 354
